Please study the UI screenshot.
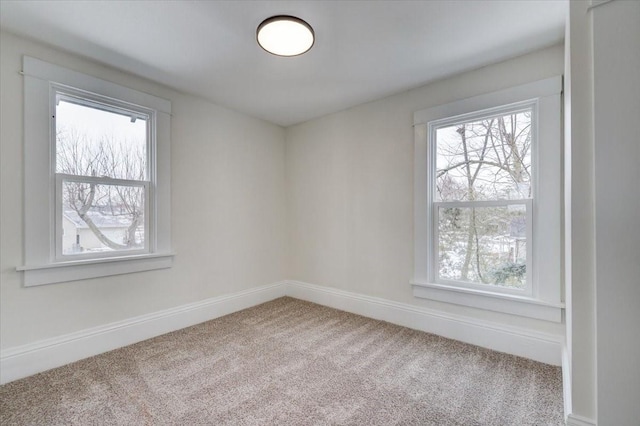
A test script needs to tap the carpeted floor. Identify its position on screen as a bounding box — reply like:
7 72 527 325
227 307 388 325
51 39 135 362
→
0 297 564 425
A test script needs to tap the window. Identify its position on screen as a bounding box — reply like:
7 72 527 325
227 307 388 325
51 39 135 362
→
55 90 151 259
18 57 173 286
412 77 563 322
431 103 534 295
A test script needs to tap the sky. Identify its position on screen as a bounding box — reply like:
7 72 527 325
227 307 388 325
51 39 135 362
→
56 98 147 154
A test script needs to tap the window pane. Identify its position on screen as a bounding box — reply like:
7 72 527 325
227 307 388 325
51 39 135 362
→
435 109 532 201
55 96 147 180
437 204 526 289
62 181 145 255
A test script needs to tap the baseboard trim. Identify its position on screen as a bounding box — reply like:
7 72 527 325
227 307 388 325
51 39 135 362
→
1 279 564 385
566 414 597 426
562 343 572 420
285 280 563 366
0 281 287 384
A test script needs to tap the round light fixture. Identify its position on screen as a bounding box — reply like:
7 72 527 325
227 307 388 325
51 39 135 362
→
257 15 314 57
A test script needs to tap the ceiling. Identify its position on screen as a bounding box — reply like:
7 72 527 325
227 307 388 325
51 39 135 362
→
0 1 566 127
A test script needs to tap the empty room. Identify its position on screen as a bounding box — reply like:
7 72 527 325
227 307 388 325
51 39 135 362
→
0 1 638 425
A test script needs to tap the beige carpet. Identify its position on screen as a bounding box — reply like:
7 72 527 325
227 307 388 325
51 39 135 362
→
0 297 564 425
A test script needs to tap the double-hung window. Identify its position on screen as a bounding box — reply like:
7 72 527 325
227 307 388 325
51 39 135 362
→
19 57 173 286
55 89 152 259
431 103 534 295
412 77 563 322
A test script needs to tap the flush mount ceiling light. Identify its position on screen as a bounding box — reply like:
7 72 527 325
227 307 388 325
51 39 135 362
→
257 15 314 57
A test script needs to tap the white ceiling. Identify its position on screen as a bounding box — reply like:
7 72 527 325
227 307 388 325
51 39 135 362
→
0 1 566 127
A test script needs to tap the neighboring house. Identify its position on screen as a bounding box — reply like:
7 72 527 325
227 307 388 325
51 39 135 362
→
62 210 130 253
508 216 527 262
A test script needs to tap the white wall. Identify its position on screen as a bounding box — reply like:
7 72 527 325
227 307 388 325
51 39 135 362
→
0 32 287 350
593 1 640 424
286 44 565 336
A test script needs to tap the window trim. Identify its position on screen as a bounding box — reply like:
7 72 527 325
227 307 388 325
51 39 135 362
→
412 76 564 322
19 56 173 287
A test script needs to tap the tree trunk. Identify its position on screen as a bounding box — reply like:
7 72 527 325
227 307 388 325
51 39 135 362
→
75 182 128 251
78 211 128 250
461 211 474 281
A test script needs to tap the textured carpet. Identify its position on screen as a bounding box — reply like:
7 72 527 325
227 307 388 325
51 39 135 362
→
0 297 564 425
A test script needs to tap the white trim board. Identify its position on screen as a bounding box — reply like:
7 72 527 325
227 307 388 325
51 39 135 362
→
566 414 597 426
562 343 573 421
1 279 564 385
0 282 286 385
285 280 563 366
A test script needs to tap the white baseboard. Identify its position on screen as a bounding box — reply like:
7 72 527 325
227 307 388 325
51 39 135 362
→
285 280 563 366
562 343 573 421
0 281 286 385
1 279 564 385
566 414 597 426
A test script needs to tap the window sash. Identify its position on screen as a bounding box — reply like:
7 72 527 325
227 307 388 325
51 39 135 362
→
430 196 533 296
55 174 151 261
52 84 154 182
429 101 537 205
433 199 531 208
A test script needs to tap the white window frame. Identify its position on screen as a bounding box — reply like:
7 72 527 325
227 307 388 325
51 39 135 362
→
428 101 536 297
17 57 173 287
412 76 564 322
53 86 154 261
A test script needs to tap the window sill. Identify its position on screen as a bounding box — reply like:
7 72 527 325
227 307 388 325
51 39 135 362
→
17 253 174 287
410 281 564 322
